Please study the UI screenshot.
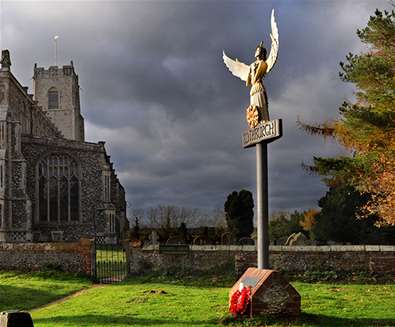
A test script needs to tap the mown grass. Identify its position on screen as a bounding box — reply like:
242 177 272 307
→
0 271 91 312
1 271 394 326
29 274 395 327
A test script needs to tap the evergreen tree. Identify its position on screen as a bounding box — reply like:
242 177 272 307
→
178 222 189 244
300 9 395 225
224 190 254 243
132 216 140 239
312 185 394 244
311 186 369 243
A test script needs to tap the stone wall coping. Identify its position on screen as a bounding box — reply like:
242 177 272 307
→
142 244 158 251
379 245 395 251
141 244 395 252
189 245 257 251
0 239 93 253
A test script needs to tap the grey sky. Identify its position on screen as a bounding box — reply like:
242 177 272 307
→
0 0 390 217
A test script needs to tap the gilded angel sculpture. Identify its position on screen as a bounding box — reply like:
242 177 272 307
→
223 9 279 129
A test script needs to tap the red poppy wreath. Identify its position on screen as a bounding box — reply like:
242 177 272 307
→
229 284 251 317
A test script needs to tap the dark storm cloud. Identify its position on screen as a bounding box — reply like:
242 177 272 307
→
0 0 390 218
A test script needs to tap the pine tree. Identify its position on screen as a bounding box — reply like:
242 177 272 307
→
300 9 395 225
224 190 254 243
311 186 373 244
133 216 140 239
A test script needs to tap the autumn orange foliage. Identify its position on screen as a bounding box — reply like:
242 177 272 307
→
299 209 319 231
300 9 395 225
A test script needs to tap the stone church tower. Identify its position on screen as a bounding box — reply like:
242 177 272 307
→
33 62 85 141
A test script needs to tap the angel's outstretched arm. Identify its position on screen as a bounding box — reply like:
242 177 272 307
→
246 67 252 87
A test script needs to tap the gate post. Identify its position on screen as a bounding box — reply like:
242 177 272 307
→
123 239 131 276
91 238 97 282
78 238 96 278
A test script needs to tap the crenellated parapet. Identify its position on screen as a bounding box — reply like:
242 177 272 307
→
34 63 77 80
33 60 85 141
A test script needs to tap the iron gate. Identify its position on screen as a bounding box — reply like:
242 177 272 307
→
94 240 128 284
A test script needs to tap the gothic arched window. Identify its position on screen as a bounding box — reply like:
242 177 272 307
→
48 87 59 109
38 154 80 222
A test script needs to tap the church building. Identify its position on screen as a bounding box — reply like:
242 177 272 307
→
0 49 128 243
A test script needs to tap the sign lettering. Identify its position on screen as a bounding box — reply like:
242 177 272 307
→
242 119 282 148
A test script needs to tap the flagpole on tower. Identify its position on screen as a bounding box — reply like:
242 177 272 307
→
54 35 59 66
0 0 4 51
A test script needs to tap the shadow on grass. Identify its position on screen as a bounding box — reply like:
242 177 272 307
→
223 313 395 327
299 313 395 327
33 312 395 327
122 272 394 288
0 285 59 312
122 273 235 288
34 314 217 326
0 270 91 284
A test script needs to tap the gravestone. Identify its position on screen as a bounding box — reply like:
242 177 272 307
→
0 311 34 327
285 232 309 246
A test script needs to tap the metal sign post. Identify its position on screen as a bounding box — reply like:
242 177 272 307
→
242 119 282 269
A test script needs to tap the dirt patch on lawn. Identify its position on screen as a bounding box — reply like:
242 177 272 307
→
31 284 104 312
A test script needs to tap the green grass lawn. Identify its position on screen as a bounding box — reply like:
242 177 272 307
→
1 272 394 326
0 271 90 312
27 275 395 327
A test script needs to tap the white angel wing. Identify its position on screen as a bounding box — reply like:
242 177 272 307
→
222 51 250 82
266 9 279 73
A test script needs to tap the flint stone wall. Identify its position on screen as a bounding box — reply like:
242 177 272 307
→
130 245 395 276
0 238 94 275
21 136 106 241
130 245 234 275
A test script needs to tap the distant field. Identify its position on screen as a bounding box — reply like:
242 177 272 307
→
1 272 394 326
